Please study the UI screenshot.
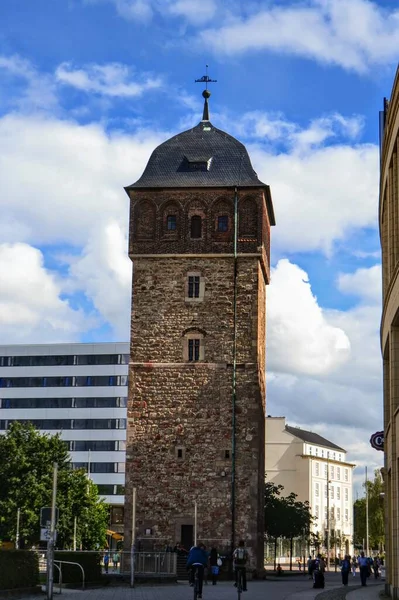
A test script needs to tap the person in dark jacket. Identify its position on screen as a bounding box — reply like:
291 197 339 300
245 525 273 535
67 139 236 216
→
209 547 220 585
341 555 351 586
187 543 208 598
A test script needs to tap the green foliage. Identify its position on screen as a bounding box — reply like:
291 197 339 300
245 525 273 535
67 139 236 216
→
264 481 313 540
0 550 39 590
54 551 102 584
0 422 108 549
353 469 385 550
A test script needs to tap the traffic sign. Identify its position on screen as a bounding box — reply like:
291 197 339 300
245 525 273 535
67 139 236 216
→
40 528 57 542
370 431 384 452
40 507 59 528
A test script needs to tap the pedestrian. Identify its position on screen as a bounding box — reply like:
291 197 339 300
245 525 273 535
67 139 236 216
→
307 555 313 579
104 552 110 574
358 551 369 586
373 556 380 579
351 556 357 577
112 551 120 572
341 554 351 586
312 554 325 589
209 547 220 585
233 540 249 592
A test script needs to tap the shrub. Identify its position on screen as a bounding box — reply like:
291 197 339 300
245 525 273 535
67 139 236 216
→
54 551 102 585
0 550 39 590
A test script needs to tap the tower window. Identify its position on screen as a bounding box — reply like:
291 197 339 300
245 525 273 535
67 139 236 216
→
190 215 202 239
217 215 228 232
176 447 185 459
167 215 177 230
188 339 200 362
188 276 200 298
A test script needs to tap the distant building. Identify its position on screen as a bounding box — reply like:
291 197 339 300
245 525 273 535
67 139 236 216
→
0 342 129 542
265 417 354 557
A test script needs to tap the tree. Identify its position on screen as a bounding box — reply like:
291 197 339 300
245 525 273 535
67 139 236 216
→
353 469 385 552
264 481 313 570
0 422 108 549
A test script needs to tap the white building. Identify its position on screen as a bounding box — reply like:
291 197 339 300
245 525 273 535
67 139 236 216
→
265 417 355 556
0 342 129 536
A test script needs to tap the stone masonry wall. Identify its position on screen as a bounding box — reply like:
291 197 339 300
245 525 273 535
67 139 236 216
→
124 186 271 570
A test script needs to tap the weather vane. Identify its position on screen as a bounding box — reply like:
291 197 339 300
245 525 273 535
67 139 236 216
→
195 65 217 90
195 65 217 121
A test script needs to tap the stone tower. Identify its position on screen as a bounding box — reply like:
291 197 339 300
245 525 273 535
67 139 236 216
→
124 90 275 567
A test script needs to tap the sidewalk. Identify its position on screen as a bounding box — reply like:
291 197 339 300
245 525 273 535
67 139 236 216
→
346 584 385 600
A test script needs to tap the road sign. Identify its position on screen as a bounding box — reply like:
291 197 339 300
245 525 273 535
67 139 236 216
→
40 528 57 542
370 431 384 452
40 507 59 528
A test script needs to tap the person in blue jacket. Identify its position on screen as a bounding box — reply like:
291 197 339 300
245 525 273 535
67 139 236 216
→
187 542 208 598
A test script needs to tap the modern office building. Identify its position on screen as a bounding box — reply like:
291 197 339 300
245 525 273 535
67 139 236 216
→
380 65 399 599
265 417 354 557
0 342 129 538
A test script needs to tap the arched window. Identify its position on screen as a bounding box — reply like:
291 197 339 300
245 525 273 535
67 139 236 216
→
239 198 257 238
135 201 156 240
190 215 202 238
167 215 177 231
217 215 229 232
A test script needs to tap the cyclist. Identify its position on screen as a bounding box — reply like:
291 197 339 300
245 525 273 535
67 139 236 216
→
233 540 248 592
187 542 208 599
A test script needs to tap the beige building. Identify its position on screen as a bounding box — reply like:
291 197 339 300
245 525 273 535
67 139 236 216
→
380 66 399 599
266 417 354 556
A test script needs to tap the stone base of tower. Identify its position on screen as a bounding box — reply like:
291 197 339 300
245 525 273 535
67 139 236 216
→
124 363 265 571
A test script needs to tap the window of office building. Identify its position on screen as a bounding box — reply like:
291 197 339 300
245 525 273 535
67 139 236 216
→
315 482 319 497
344 468 349 481
345 488 348 502
315 462 320 476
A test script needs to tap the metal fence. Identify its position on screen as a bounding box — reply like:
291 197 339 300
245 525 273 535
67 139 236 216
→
37 550 177 578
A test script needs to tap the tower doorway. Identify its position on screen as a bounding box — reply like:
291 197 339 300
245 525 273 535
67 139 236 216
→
181 524 194 550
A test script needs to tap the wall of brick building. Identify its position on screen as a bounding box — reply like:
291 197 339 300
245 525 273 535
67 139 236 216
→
124 187 270 569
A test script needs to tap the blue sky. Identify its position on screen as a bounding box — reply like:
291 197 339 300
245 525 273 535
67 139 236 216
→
0 0 394 489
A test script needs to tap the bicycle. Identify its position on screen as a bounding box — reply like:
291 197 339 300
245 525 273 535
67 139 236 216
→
236 568 243 600
192 563 203 600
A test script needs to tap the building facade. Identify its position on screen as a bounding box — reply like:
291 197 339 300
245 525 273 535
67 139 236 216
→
124 92 275 566
380 66 399 599
265 417 354 557
0 342 129 535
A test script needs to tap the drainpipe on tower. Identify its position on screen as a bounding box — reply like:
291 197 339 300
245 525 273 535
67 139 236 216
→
231 186 239 564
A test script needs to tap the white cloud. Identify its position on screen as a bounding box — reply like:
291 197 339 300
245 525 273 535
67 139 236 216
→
56 62 162 98
68 221 132 339
85 0 216 24
0 112 168 337
267 259 350 375
337 265 382 303
0 243 88 343
168 0 216 24
197 0 399 72
0 54 57 113
267 261 383 478
249 139 379 255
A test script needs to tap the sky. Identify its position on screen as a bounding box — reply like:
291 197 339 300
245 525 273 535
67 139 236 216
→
0 0 393 494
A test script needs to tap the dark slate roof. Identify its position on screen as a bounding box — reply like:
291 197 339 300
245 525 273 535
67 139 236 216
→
127 120 267 190
285 425 346 452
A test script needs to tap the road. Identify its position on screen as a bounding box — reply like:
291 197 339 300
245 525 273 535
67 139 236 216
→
20 573 383 600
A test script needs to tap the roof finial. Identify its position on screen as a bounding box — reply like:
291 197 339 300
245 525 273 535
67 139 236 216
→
195 64 217 121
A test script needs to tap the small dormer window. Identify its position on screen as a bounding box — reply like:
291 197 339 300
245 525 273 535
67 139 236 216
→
182 155 212 172
167 215 177 231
